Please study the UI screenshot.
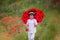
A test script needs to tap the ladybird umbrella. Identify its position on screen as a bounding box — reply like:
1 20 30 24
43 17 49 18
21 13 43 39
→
21 8 45 24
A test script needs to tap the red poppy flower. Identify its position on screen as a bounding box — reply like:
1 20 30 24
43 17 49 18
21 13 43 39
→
0 26 3 28
26 28 29 32
2 16 8 20
12 24 20 29
12 29 16 33
7 32 12 36
18 31 20 34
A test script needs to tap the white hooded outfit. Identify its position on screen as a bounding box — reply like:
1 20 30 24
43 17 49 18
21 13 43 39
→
27 19 37 40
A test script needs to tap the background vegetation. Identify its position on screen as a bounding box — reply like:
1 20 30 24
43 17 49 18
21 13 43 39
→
0 0 60 40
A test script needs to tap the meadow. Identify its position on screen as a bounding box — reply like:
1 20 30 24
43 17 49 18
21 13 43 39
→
0 0 60 40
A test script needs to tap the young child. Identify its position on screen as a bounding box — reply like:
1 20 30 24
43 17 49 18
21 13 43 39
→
27 12 38 40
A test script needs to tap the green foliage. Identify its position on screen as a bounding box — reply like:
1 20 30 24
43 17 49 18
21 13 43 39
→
0 0 60 40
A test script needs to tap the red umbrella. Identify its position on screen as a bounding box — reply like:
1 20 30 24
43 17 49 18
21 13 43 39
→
21 8 45 24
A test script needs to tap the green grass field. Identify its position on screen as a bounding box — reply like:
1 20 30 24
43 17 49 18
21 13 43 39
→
0 9 60 40
0 0 60 40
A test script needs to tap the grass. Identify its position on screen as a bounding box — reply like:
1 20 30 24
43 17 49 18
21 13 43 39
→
8 10 59 40
0 9 60 40
0 0 60 40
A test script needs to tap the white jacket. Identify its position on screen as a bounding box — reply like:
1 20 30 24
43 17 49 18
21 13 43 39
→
27 19 37 33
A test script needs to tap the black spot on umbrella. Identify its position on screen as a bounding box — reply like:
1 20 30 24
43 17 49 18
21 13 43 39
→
42 16 43 18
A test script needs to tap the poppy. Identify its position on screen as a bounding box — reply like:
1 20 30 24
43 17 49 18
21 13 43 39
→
2 16 8 20
26 28 29 32
12 24 20 29
18 31 20 34
0 26 3 28
12 29 16 33
7 32 12 37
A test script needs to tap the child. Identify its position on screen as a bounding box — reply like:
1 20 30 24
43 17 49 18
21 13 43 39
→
27 12 38 40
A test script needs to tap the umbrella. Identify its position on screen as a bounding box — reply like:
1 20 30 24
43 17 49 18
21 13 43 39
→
21 8 45 24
